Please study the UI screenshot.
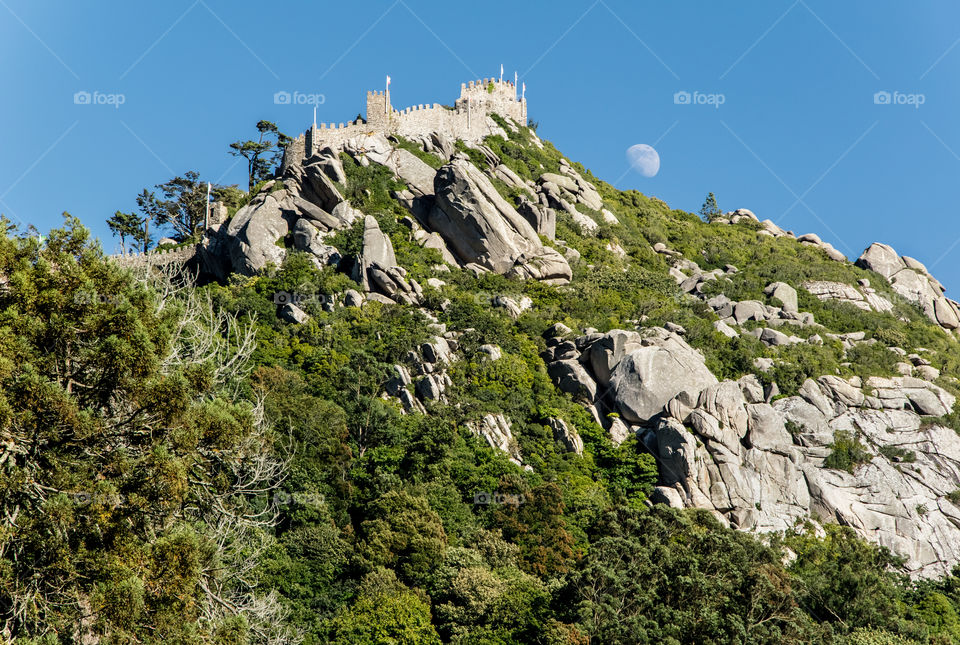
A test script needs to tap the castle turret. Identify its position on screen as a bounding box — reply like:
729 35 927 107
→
366 90 392 128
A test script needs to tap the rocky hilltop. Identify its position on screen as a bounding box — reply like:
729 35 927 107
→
125 77 960 581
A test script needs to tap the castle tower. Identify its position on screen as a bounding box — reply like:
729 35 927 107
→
305 123 319 157
366 90 392 129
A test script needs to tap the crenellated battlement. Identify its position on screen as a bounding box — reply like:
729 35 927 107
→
110 243 199 268
281 73 527 172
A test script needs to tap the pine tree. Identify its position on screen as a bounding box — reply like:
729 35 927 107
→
106 210 142 254
229 120 291 191
700 192 721 221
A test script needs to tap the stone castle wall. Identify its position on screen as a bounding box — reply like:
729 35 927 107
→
110 244 198 269
281 77 527 172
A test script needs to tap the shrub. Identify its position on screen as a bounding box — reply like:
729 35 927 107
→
824 430 872 473
879 445 916 463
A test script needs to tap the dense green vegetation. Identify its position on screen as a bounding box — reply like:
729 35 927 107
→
10 118 960 643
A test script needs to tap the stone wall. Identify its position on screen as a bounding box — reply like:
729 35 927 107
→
110 244 198 269
281 76 527 173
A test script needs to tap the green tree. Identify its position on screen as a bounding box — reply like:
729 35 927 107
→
136 171 209 241
700 191 721 221
564 506 816 644
430 544 581 643
230 120 291 191
785 523 911 632
358 490 448 587
106 209 147 254
327 569 441 645
0 216 286 641
492 482 575 577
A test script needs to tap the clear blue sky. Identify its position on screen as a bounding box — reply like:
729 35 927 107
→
3 1 960 289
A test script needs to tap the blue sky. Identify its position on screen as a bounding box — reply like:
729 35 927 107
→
3 1 960 289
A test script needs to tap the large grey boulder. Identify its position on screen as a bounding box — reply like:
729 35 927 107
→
746 403 792 450
856 242 905 279
430 132 455 160
609 330 718 424
311 146 347 185
935 297 960 330
369 147 437 197
428 159 571 284
586 329 643 386
696 382 749 436
539 172 578 193
855 242 960 331
733 300 766 323
279 303 310 324
359 215 398 293
547 360 598 402
344 132 392 160
764 281 798 313
332 201 362 228
301 163 345 212
292 195 340 230
292 218 340 267
225 189 294 275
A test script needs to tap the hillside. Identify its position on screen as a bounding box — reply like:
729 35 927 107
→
8 77 960 643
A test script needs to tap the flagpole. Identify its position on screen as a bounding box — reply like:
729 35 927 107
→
205 182 211 230
385 75 391 116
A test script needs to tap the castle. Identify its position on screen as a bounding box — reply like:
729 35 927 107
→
280 76 527 172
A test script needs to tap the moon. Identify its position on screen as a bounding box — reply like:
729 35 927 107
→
626 144 660 177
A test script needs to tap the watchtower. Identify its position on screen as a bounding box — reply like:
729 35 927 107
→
366 90 392 128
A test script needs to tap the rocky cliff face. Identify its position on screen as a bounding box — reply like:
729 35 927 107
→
177 107 960 579
201 123 574 307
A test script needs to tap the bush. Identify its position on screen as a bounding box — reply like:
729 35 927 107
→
879 445 916 463
824 430 872 473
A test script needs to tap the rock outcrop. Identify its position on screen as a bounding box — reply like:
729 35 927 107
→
609 330 718 424
654 371 960 577
802 279 893 313
429 158 571 284
857 242 960 331
225 189 295 275
469 414 526 468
